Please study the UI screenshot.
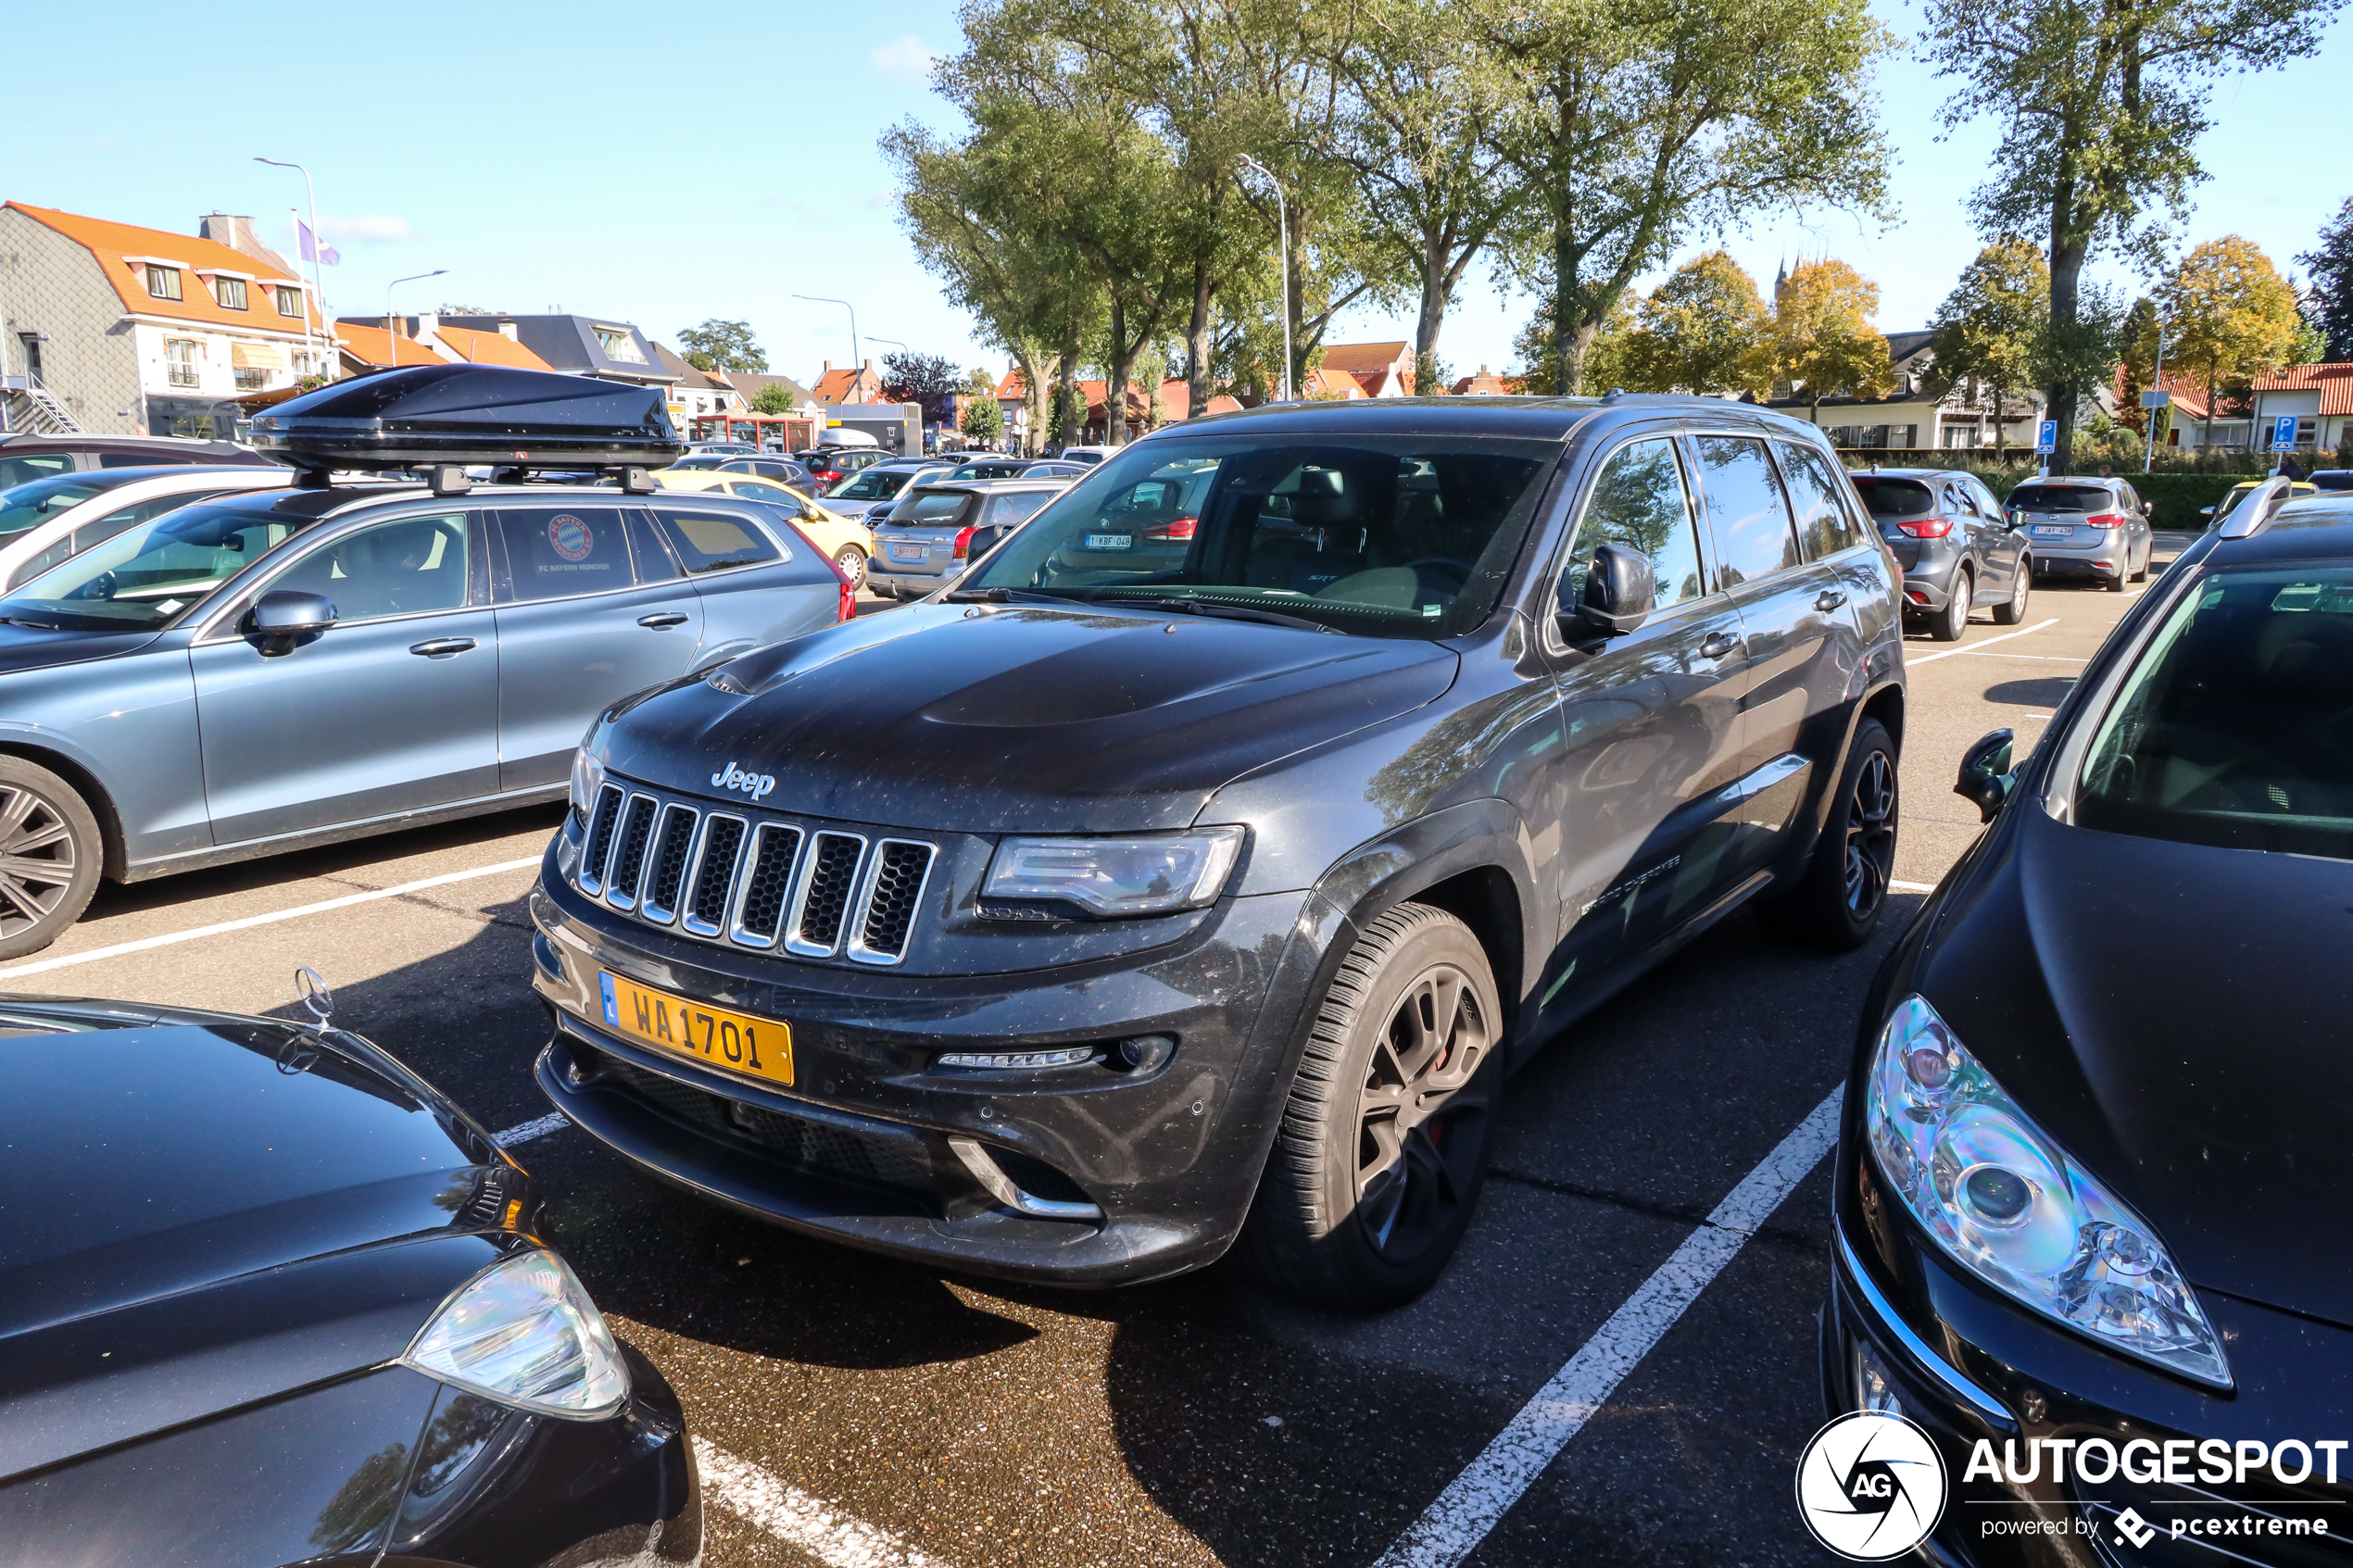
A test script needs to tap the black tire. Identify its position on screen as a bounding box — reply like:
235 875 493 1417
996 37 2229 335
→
833 546 867 589
1990 559 2031 624
0 756 103 960
1928 568 1970 641
1239 903 1501 1311
2106 566 2127 592
1774 718 1898 952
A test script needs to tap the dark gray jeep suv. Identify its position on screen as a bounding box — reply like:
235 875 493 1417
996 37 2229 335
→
530 396 1908 1309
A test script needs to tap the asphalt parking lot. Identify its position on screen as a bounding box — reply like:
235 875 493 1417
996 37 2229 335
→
5 543 2188 1566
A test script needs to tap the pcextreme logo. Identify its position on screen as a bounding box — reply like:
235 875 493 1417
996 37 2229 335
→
1796 1412 1948 1561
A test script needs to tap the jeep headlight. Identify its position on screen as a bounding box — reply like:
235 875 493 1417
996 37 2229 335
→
568 739 605 829
401 1249 630 1420
983 827 1244 917
1866 996 2230 1388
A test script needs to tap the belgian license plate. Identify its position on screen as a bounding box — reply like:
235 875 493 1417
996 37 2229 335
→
887 542 926 563
2033 525 2072 538
598 972 793 1086
1084 533 1133 550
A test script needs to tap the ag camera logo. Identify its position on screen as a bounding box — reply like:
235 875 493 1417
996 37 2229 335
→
1796 1411 1947 1561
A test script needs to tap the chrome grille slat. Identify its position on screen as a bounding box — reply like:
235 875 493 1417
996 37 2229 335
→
638 804 700 924
602 794 660 910
571 781 930 966
578 784 626 895
786 832 866 958
728 824 805 948
682 814 746 937
847 840 936 965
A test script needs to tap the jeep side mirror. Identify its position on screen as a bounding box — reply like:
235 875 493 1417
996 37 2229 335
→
249 589 337 657
1563 543 1655 639
1955 728 2016 822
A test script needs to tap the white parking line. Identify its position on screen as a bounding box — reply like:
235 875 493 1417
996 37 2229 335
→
0 855 545 983
695 1436 959 1568
1890 880 1938 894
1371 1086 1845 1568
493 1112 570 1148
1905 617 2060 666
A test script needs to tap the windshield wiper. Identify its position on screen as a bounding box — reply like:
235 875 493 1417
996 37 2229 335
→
939 586 1093 605
1148 598 1342 634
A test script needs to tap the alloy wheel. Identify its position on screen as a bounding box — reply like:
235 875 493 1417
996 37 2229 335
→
1355 963 1492 1262
0 784 78 938
1843 751 1898 917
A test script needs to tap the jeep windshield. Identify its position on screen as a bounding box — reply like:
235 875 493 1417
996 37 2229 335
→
963 434 1556 637
0 496 319 631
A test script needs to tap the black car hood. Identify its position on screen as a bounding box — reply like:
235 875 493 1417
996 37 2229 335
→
0 1005 512 1475
602 602 1460 831
1920 806 2353 1327
0 621 159 674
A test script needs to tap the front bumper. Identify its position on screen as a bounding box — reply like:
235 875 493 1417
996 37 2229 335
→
1825 1147 2353 1566
530 844 1334 1287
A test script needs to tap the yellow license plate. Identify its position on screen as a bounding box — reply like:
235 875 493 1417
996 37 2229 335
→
597 972 794 1087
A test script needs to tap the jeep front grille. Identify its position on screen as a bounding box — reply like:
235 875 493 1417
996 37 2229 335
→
574 786 935 967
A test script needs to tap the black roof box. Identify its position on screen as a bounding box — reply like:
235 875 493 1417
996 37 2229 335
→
248 364 681 475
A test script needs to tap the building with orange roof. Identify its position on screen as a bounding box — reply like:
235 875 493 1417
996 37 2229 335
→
1450 365 1526 396
812 358 885 404
332 314 559 377
2 201 330 437
1316 341 1416 397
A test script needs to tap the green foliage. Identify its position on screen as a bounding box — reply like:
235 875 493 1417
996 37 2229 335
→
749 383 796 415
2075 470 2258 529
676 318 766 373
2158 236 2303 445
1616 251 1770 395
1927 240 2047 461
2299 196 2353 361
961 394 1005 443
1768 259 1894 411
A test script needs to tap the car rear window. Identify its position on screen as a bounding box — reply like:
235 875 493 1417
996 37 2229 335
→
2010 485 2112 512
0 454 76 490
2075 566 2353 859
889 490 979 528
1849 477 1937 520
656 509 781 573
830 468 910 501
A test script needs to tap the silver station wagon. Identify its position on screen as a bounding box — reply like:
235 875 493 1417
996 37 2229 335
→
0 481 846 958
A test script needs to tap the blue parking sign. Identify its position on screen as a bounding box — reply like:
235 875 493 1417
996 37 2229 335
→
2272 413 2299 452
2035 420 2057 455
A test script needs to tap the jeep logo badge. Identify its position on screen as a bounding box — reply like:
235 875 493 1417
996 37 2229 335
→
711 761 776 801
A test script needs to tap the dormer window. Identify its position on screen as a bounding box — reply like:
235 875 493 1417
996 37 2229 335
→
213 277 247 311
274 285 303 317
595 327 648 365
145 264 182 300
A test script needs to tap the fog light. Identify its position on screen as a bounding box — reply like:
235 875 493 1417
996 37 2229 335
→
1116 1035 1176 1072
1855 1341 1902 1416
937 1046 1095 1071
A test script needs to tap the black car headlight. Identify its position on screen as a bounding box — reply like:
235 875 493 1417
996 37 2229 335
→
983 827 1243 917
1866 996 2231 1389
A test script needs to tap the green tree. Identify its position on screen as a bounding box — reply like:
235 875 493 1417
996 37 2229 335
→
1469 0 1892 394
1768 258 1894 421
2298 196 2353 361
1923 0 2332 462
961 392 1005 444
1618 250 1771 395
2117 295 2159 439
676 318 767 372
749 383 796 415
1926 240 2048 463
2158 235 2304 449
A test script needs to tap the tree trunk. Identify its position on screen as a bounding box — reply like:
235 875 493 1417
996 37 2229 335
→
1286 220 1308 398
1184 263 1214 420
1055 325 1081 450
1012 341 1048 458
2044 128 2086 470
1553 220 1579 395
1104 296 1133 449
1415 225 1447 396
1993 383 2007 466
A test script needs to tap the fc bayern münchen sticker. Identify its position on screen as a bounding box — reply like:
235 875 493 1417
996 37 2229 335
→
548 514 594 561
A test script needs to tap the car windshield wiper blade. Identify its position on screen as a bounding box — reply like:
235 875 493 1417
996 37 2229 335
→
939 586 1093 605
1147 598 1342 634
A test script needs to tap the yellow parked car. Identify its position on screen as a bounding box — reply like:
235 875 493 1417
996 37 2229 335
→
651 470 875 587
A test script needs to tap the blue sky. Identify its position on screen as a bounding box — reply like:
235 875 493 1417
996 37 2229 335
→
7 0 2346 385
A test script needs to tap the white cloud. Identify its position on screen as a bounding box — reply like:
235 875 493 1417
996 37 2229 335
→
870 34 940 82
318 215 413 245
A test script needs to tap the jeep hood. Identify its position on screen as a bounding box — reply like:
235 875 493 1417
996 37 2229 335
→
600 601 1460 831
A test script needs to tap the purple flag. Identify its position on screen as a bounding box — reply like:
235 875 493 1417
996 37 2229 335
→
297 220 340 267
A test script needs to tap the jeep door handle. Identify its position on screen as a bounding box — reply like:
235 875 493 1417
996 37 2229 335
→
637 612 691 630
1697 631 1741 660
1815 589 1848 612
408 637 477 657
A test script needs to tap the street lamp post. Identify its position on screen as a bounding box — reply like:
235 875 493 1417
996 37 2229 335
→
254 157 326 381
2143 324 2168 474
1236 155 1290 403
386 270 447 368
794 295 860 390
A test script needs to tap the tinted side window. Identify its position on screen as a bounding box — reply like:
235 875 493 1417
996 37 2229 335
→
96 452 166 469
271 513 472 621
1573 438 1707 611
497 507 633 601
0 455 74 489
1694 435 1801 587
626 510 682 583
656 509 781 574
1778 445 1864 558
